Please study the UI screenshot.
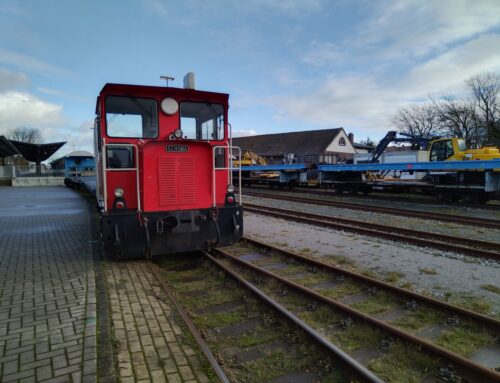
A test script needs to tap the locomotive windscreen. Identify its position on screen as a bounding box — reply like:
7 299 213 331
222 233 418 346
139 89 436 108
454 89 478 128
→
180 102 224 141
105 96 158 138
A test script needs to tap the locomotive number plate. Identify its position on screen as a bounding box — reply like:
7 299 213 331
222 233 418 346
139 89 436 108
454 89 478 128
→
166 145 189 152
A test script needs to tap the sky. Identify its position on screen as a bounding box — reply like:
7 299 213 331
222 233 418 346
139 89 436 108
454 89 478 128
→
1 0 500 159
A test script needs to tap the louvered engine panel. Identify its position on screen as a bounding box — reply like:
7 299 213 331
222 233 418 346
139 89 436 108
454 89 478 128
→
158 157 176 207
179 158 196 205
158 156 196 207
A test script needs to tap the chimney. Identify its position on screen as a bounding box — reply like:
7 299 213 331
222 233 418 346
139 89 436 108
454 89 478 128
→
348 132 354 144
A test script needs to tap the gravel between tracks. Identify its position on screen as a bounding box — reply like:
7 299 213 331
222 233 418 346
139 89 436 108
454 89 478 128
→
243 212 500 316
244 195 500 244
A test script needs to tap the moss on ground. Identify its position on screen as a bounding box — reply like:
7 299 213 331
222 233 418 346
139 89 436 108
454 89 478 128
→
230 350 313 383
384 271 406 284
368 342 437 383
237 325 282 348
298 305 343 328
317 281 362 300
318 254 358 269
419 268 438 275
435 322 497 357
480 284 500 294
193 308 248 329
350 292 400 314
446 292 493 316
390 306 445 331
331 322 382 352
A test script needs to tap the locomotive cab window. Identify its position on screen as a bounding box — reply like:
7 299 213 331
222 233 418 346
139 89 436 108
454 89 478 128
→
106 146 134 169
105 96 158 138
180 102 224 140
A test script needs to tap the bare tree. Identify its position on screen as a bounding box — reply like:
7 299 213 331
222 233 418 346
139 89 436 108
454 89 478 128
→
466 72 500 145
7 127 43 143
433 97 484 148
392 104 442 139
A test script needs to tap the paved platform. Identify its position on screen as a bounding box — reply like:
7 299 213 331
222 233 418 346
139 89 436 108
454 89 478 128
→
0 186 96 382
0 186 215 383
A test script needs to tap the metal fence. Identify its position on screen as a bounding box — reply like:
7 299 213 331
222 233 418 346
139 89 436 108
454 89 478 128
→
14 166 95 178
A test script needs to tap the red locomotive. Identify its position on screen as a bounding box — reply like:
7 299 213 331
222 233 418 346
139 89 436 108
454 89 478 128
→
93 76 243 259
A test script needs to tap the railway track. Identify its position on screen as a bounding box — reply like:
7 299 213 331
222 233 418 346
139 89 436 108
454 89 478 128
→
244 191 500 230
287 187 500 211
244 203 500 261
151 254 382 382
213 239 500 382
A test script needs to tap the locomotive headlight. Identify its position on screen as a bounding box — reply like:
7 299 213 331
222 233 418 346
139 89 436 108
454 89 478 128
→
161 98 179 115
114 187 124 198
226 184 235 193
174 128 183 138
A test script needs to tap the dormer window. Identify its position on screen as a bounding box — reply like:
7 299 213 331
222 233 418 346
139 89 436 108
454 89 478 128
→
339 137 346 146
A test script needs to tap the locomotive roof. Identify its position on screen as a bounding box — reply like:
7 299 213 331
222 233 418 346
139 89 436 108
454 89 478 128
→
99 83 229 100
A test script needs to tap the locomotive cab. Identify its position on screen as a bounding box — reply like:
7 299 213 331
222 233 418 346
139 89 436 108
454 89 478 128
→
94 81 243 259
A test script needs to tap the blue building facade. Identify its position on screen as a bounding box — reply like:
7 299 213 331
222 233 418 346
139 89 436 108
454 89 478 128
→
51 151 95 177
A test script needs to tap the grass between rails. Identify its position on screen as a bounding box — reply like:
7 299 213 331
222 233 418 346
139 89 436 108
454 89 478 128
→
227 242 500 378
435 322 498 357
351 292 401 315
161 255 347 382
481 284 500 294
390 306 445 331
368 342 438 383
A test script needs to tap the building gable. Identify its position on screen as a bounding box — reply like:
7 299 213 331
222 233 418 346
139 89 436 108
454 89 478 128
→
325 129 356 154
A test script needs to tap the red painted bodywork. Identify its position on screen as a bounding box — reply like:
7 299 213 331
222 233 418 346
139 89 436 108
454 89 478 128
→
95 83 231 213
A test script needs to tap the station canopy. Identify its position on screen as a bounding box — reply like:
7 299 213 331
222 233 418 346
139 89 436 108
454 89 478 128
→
0 136 20 158
9 140 66 162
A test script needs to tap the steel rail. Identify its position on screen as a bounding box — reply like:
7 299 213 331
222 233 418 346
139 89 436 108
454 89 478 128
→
214 248 500 383
285 186 500 211
242 236 500 330
243 191 500 229
203 251 385 383
244 204 500 261
148 262 230 383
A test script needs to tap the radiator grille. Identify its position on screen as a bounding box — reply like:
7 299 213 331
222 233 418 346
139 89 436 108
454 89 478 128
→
158 158 176 207
158 156 196 207
179 158 196 205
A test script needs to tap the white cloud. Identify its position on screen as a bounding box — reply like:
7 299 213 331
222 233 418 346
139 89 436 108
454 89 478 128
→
404 34 500 95
143 0 168 17
0 49 74 79
268 32 500 136
0 91 64 136
269 74 398 133
247 0 327 14
0 68 29 90
270 1 500 138
358 0 500 59
302 41 343 66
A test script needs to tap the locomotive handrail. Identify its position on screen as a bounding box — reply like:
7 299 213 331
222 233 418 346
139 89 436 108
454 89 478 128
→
212 145 241 207
102 143 141 212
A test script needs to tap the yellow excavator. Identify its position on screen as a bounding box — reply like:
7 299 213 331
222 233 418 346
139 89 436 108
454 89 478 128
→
428 138 500 161
233 150 268 166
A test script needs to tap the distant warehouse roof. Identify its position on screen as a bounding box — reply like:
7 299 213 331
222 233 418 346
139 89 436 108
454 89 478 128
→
232 128 342 156
61 150 94 158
